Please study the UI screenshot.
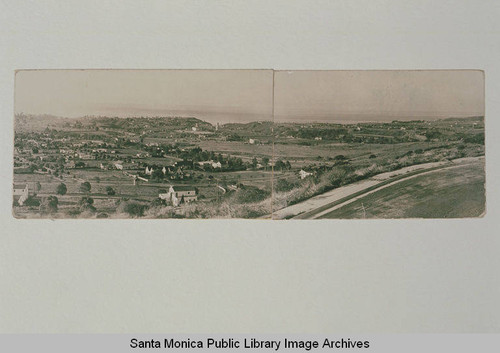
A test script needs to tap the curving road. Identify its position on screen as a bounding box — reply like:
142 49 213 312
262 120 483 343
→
272 156 484 220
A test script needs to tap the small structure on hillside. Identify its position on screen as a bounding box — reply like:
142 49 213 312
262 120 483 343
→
159 185 198 206
13 183 31 206
299 169 313 180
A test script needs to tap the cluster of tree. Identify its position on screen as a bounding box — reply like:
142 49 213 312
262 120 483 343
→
292 127 348 140
274 159 293 172
461 132 485 145
79 196 96 213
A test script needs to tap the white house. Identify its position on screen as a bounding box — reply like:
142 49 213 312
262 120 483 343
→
114 163 123 170
159 185 198 206
299 169 313 179
13 183 30 206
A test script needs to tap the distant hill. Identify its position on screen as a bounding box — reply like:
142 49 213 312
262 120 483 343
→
14 114 215 132
220 121 274 135
441 116 484 122
15 113 72 131
14 113 485 134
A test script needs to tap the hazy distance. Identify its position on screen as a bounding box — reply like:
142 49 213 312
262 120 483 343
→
15 69 484 124
274 70 484 123
15 70 274 124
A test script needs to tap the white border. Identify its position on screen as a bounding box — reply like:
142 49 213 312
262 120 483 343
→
1 0 499 333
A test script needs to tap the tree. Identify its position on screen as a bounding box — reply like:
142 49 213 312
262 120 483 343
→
80 181 91 193
275 160 285 172
151 168 164 181
56 183 67 195
275 178 295 192
333 155 350 165
261 157 269 169
47 196 58 212
79 196 96 213
41 196 58 213
106 186 116 196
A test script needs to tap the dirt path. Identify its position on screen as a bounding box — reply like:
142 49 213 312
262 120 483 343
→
272 156 484 220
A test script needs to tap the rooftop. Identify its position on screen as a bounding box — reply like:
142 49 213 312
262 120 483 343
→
171 185 197 192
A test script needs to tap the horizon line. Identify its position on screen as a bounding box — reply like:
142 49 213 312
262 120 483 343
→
15 112 484 125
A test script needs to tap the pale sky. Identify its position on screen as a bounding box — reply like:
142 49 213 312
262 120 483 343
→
15 70 274 123
15 70 484 124
274 70 484 122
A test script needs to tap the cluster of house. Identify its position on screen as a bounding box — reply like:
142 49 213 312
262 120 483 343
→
143 164 191 180
141 159 223 179
197 160 222 169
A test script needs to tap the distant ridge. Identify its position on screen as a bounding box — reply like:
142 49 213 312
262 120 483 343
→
14 113 484 129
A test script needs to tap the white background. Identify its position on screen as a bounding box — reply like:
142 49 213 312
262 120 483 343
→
0 0 499 333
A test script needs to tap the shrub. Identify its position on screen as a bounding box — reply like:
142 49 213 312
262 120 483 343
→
275 178 296 192
105 186 116 196
66 208 81 217
56 183 67 195
326 167 354 188
79 196 96 213
150 198 166 207
121 202 147 217
233 186 269 203
80 181 91 193
24 196 40 207
41 196 58 213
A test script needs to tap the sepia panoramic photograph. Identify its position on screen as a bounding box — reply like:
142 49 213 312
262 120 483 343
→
13 70 485 219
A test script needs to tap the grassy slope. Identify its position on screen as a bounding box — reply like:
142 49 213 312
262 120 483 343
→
319 161 485 219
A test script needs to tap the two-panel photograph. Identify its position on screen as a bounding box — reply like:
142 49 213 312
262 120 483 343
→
13 70 485 220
